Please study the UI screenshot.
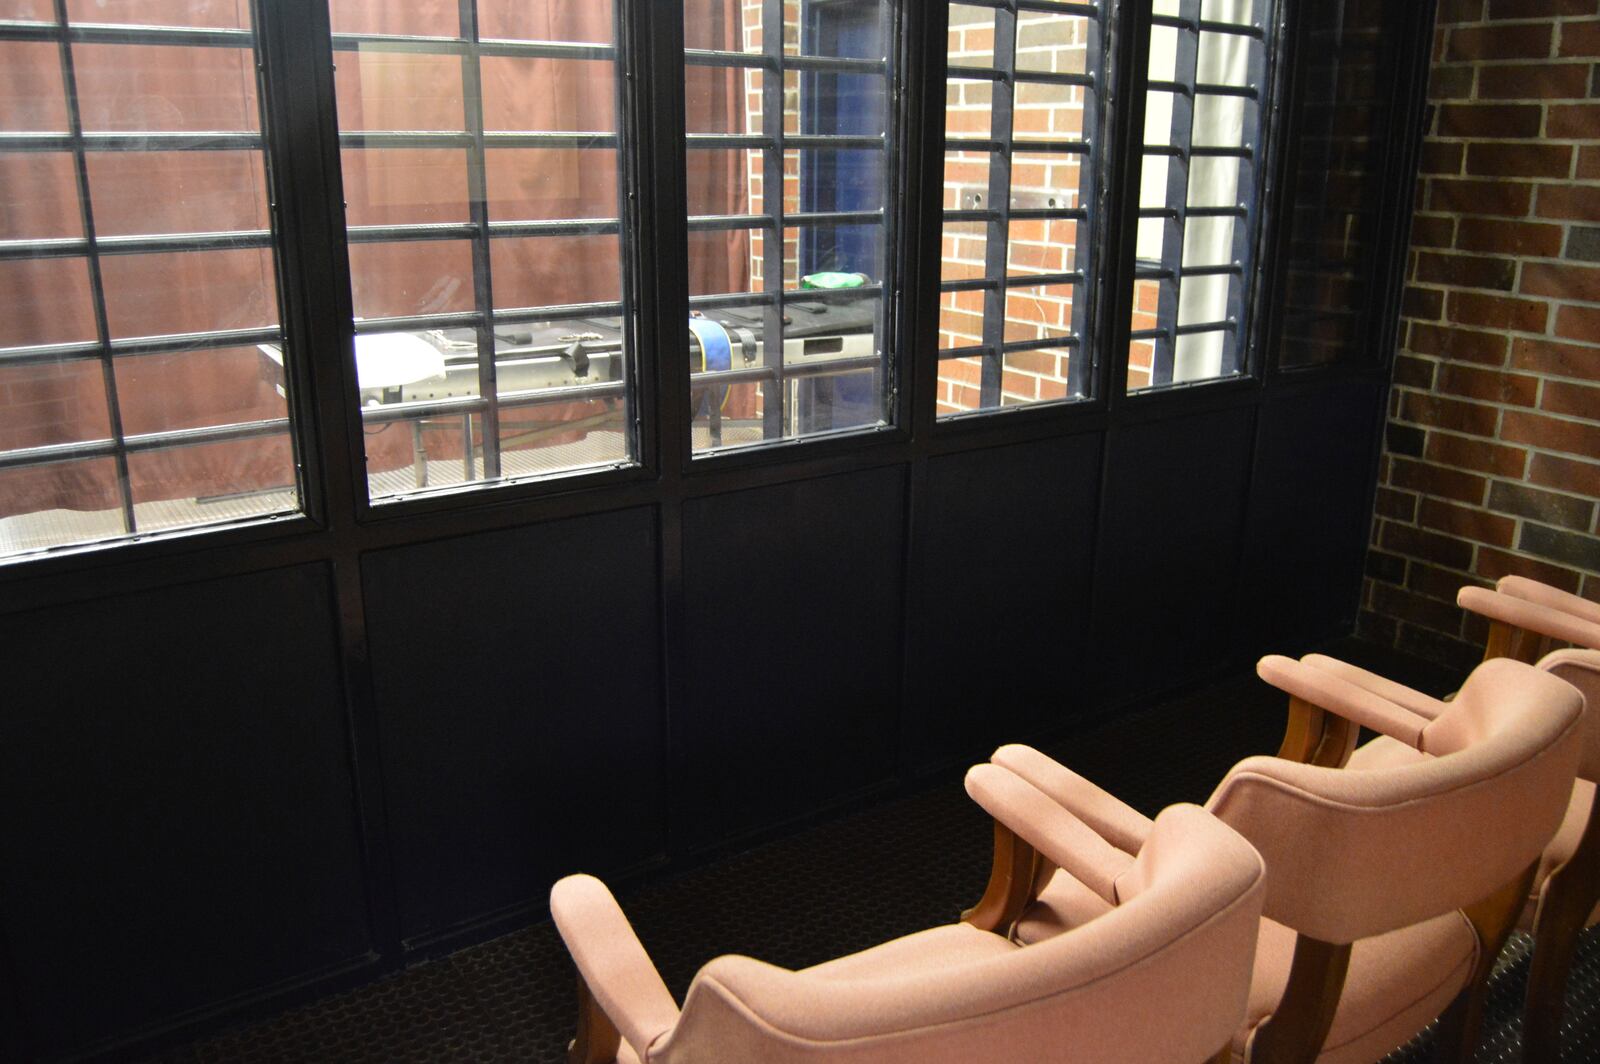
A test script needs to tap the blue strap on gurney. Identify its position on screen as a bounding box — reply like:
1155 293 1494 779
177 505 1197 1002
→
689 316 733 412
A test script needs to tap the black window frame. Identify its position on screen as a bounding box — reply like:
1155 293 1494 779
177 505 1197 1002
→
0 0 1315 569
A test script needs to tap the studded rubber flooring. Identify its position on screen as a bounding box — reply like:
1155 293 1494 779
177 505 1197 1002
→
141 640 1600 1063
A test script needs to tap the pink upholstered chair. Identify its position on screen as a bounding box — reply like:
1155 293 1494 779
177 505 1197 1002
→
974 656 1584 1064
550 773 1266 1064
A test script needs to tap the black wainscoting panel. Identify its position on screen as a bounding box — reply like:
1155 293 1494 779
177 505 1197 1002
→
362 507 664 944
677 467 907 852
905 433 1104 772
1091 406 1258 700
0 565 368 1060
1242 379 1383 654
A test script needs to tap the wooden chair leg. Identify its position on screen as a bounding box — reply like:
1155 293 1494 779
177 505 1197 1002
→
1523 806 1600 1064
1206 1045 1234 1064
568 975 621 1064
1435 863 1539 1064
1246 935 1352 1064
1524 902 1582 1064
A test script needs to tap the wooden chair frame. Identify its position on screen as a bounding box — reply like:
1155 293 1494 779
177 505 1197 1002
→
569 974 623 1064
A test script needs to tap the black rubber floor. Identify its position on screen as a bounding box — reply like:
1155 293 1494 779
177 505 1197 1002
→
141 641 1600 1063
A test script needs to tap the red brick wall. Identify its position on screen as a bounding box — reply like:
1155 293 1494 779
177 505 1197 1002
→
1362 0 1600 669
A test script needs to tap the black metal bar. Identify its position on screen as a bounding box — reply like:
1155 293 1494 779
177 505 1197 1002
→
0 417 293 472
0 19 252 47
0 132 264 151
977 0 1017 408
1071 0 1102 403
610 0 641 472
459 0 500 481
0 230 276 260
329 33 615 62
758 0 785 444
686 209 883 231
1221 0 1269 376
1147 0 1200 388
48 0 135 533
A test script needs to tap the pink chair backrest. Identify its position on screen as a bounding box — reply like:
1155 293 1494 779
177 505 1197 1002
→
1541 648 1600 783
652 805 1264 1064
1207 658 1583 944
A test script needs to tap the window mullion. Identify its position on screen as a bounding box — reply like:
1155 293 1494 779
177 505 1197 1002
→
1226 4 1271 376
458 0 501 482
978 2 1018 410
49 0 136 535
1150 0 1200 388
761 0 786 443
1067 5 1104 399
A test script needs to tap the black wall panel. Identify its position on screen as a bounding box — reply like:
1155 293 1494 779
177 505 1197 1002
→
1091 407 1259 699
0 565 368 1058
905 433 1104 771
677 468 907 851
1241 380 1383 653
362 507 665 943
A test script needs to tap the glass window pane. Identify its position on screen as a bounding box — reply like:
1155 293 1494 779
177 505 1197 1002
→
127 435 298 532
0 8 302 561
1003 283 1077 344
101 248 279 340
948 4 996 69
87 152 270 236
0 153 82 241
0 360 111 449
686 66 760 135
0 459 125 555
486 148 619 220
479 2 613 44
1002 346 1075 405
939 287 986 353
1 0 53 22
480 58 616 133
941 220 987 287
1014 80 1086 141
685 0 894 455
327 0 457 38
490 234 624 311
1008 218 1078 276
342 149 469 227
65 0 249 29
114 347 286 436
347 240 476 321
334 50 465 132
1015 10 1090 75
74 46 260 133
0 258 97 348
0 42 70 132
946 78 992 139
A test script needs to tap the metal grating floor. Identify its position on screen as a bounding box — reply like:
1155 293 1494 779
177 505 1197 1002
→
136 642 1600 1063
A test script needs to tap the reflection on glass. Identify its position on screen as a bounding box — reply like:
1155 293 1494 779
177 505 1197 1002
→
102 249 280 340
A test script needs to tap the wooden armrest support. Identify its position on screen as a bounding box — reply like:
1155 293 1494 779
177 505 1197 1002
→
962 819 1043 934
1460 587 1600 661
